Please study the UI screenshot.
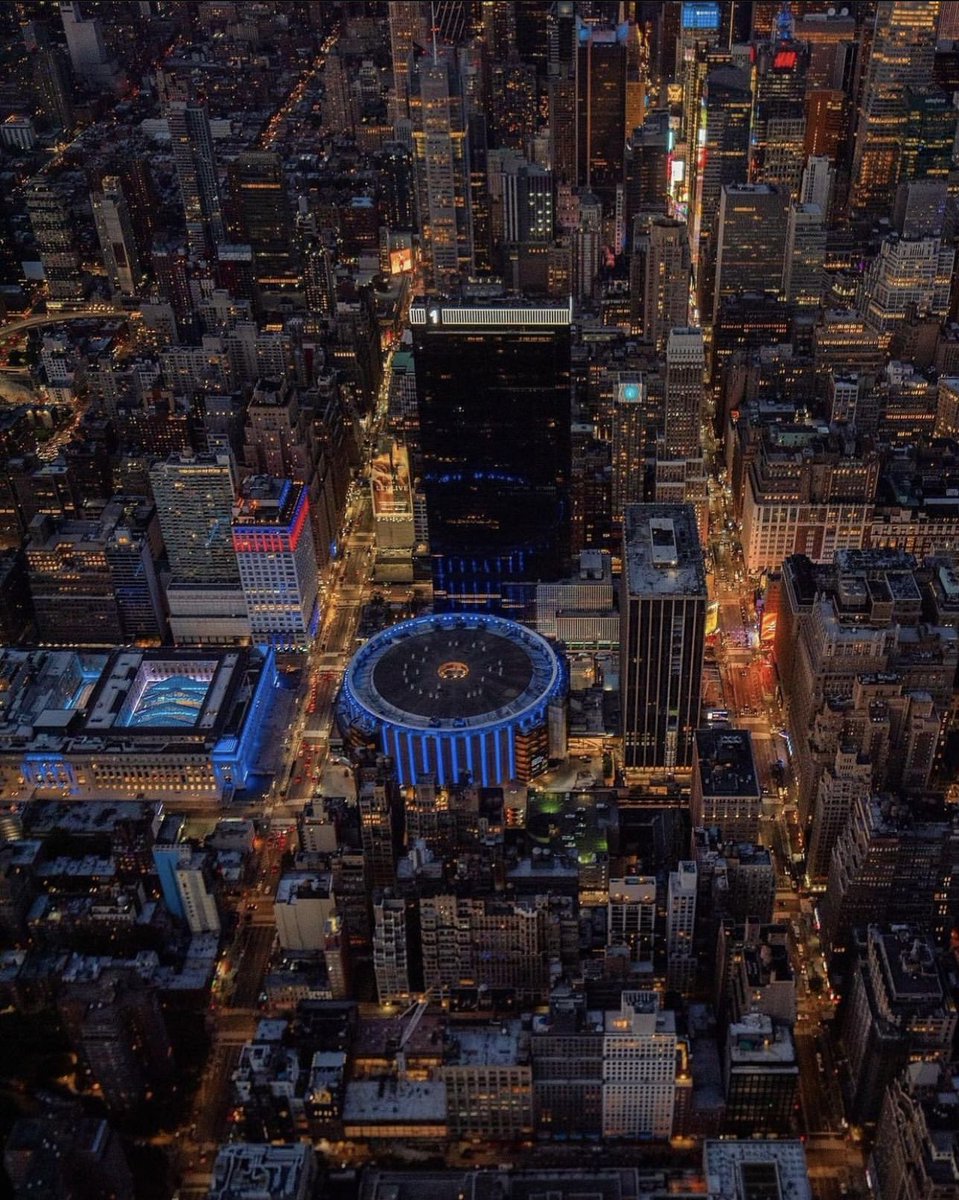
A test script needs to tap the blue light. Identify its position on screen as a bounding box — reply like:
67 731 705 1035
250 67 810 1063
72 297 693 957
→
623 383 640 401
681 1 720 31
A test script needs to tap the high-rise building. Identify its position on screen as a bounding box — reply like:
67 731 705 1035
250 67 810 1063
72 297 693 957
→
576 19 628 214
232 478 319 650
723 1013 799 1135
850 1 942 216
227 152 297 288
166 98 225 256
629 216 690 347
858 233 955 346
782 201 825 309
601 992 679 1139
750 31 810 198
411 297 572 611
91 176 142 297
611 374 649 526
663 327 705 460
410 51 474 286
872 1063 959 1200
620 504 707 770
713 184 787 323
607 876 656 963
60 1 118 91
388 1 428 134
502 161 553 245
691 728 762 844
150 451 239 586
372 894 416 1003
667 860 699 993
25 176 84 301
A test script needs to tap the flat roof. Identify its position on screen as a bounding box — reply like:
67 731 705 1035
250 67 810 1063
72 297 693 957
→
623 504 706 598
695 729 760 798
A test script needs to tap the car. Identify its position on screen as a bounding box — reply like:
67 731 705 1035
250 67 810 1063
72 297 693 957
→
246 902 257 911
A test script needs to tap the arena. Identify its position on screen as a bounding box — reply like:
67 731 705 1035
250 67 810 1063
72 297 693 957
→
338 613 566 785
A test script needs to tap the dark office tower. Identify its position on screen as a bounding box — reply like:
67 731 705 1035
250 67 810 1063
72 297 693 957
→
750 32 810 199
901 87 955 182
151 242 193 332
803 88 845 161
490 61 538 151
378 142 416 231
482 0 517 59
576 20 628 215
25 176 83 301
620 504 706 771
410 50 474 287
411 297 572 611
389 1 428 132
166 98 224 257
503 162 554 244
227 151 296 289
663 327 705 460
547 1 578 184
517 0 553 76
467 111 494 274
629 216 690 347
712 184 787 324
850 2 941 218
624 112 671 226
303 241 336 320
33 46 74 132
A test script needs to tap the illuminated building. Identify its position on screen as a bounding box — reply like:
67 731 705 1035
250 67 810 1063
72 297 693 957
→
629 215 690 346
25 175 83 301
337 612 567 787
602 993 680 1139
576 19 628 214
502 161 553 245
410 51 473 287
782 202 825 309
0 645 277 803
712 185 787 324
620 505 706 771
656 329 708 542
150 451 239 586
410 297 571 611
624 110 671 226
611 374 648 525
232 478 319 651
901 86 956 182
440 1022 533 1140
803 88 844 161
165 98 225 255
667 861 698 993
850 1 941 217
723 1014 798 1136
872 1064 959 1200
750 32 810 198
91 177 142 297
60 0 118 90
227 151 297 288
388 1 427 133
691 728 762 844
858 233 954 346
691 65 752 312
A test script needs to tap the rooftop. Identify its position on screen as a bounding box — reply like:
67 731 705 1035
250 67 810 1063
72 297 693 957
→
445 1021 526 1068
343 1078 447 1123
695 729 760 798
623 505 706 598
704 1140 811 1200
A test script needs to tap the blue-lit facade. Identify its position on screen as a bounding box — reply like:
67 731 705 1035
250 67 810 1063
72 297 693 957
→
681 2 720 31
338 613 566 787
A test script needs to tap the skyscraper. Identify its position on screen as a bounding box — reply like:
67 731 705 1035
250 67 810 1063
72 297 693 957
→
850 1 942 216
782 202 826 309
712 184 787 323
663 327 705 460
611 374 648 526
410 50 474 287
576 19 628 215
629 216 690 347
150 451 239 586
91 176 142 297
411 297 572 611
166 98 225 256
227 151 297 288
620 504 707 770
750 29 810 198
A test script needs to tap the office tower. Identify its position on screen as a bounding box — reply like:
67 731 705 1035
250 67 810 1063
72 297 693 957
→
611 374 648 525
750 30 810 198
806 745 871 885
901 86 956 183
377 141 416 232
576 20 628 214
60 1 118 91
724 1014 799 1135
602 993 679 1139
629 216 690 347
850 2 942 217
872 1064 959 1200
25 501 165 646
411 297 572 611
620 504 706 770
803 88 845 161
150 451 239 585
858 232 954 346
799 155 835 213
25 176 83 300
173 848 220 934
91 177 142 297
358 773 398 890
410 50 474 287
894 178 949 240
502 161 553 244
717 921 797 1028
840 926 957 1124
676 4 724 223
704 1142 812 1200
232 479 319 651
547 1 577 185
607 876 656 963
782 202 825 309
573 192 602 299
274 875 336 952
166 98 225 256
663 327 705 460
441 1027 534 1141
490 61 537 152
227 152 297 288
33 46 74 132
388 1 427 133
303 241 336 320
623 111 671 226
667 860 698 993
691 65 752 314
712 184 787 324
691 728 762 843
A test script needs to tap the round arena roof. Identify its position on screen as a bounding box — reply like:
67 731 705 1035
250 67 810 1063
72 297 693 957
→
341 613 563 734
